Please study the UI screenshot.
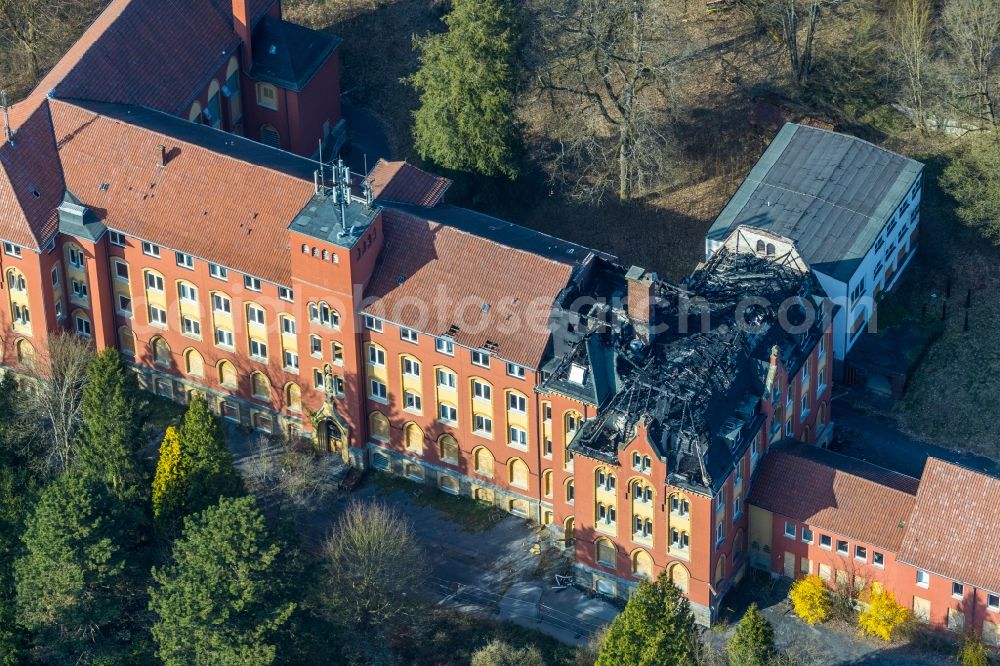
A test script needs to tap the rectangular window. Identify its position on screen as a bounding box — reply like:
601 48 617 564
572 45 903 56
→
212 293 231 313
436 337 454 355
283 350 298 370
55 299 64 319
916 570 929 587
178 283 198 302
145 272 164 291
506 362 526 379
471 350 490 368
68 248 84 268
255 82 278 110
71 279 88 299
403 391 422 412
509 427 527 448
402 358 420 376
370 379 387 400
117 294 132 314
175 251 194 269
3 242 21 257
473 380 491 402
400 327 419 343
784 522 796 539
281 317 296 335
332 342 344 364
142 241 160 258
181 316 201 337
249 339 267 360
952 582 964 599
873 551 885 568
278 286 293 302
247 305 265 325
148 305 167 326
543 438 552 457
716 522 724 545
439 404 457 423
215 328 234 348
836 540 849 555
51 266 60 287
474 414 493 435
820 534 832 549
243 275 261 292
802 528 814 544
75 316 91 337
114 260 129 281
437 368 456 388
364 315 383 332
310 335 322 356
108 231 126 247
507 393 526 413
987 593 999 611
855 545 867 562
367 345 385 366
209 263 228 280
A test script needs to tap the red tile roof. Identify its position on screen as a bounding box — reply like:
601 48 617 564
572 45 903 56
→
366 159 451 208
363 208 574 368
747 445 918 551
898 458 1000 592
11 0 275 129
0 101 64 249
49 99 315 284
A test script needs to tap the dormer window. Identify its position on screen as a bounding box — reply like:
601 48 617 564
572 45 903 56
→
568 363 586 385
255 83 278 111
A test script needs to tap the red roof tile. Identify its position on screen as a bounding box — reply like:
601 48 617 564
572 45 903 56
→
0 101 64 249
11 0 275 128
747 445 918 551
50 99 315 284
898 458 1000 592
363 208 574 368
366 159 451 208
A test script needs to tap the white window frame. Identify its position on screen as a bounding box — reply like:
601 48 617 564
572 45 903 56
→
283 350 299 371
209 263 228 280
75 315 91 337
3 242 22 257
145 272 164 292
506 362 525 379
243 275 262 292
403 390 422 413
247 305 265 326
471 350 490 368
473 380 491 402
400 327 419 343
367 345 385 366
369 379 387 401
117 293 132 315
437 368 456 388
916 570 929 588
175 251 194 269
148 305 167 327
278 286 293 302
178 283 198 303
142 241 160 258
507 393 526 413
215 328 234 348
212 293 231 313
439 403 458 423
249 338 268 361
436 337 454 355
108 231 126 247
181 316 201 338
784 521 796 539
364 315 383 332
508 426 528 449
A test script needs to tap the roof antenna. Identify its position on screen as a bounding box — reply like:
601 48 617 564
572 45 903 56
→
317 138 325 194
1 90 13 146
336 158 351 233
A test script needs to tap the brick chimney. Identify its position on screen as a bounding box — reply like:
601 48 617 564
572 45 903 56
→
232 0 253 72
626 265 657 342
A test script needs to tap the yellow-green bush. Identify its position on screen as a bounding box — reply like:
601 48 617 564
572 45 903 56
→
858 586 909 641
789 575 830 625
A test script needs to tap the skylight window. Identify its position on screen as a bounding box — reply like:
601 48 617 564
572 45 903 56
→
568 363 587 385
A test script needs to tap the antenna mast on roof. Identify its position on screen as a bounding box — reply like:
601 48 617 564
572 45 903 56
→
336 158 352 234
1 90 12 146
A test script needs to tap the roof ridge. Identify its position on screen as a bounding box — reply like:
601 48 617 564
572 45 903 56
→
788 122 921 165
779 445 920 491
922 455 1000 482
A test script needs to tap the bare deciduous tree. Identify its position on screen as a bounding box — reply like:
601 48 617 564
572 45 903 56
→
527 0 687 203
941 0 1000 128
890 0 933 131
322 500 428 632
754 0 846 89
21 332 94 472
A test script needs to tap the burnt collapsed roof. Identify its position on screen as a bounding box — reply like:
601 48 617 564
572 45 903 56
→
541 247 829 495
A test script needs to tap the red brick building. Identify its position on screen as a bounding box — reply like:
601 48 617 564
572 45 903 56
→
749 447 1000 645
1 0 994 634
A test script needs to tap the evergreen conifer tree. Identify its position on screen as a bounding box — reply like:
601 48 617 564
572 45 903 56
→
152 426 186 531
177 396 243 515
727 603 775 666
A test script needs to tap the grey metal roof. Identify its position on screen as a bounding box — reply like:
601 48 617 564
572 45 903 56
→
706 123 923 282
250 17 342 91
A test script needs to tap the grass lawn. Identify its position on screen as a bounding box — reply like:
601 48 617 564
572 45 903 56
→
371 471 508 532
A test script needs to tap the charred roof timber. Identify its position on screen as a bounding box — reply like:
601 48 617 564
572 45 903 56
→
541 247 832 496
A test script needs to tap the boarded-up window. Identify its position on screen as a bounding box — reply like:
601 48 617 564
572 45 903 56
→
509 499 529 517
439 435 459 463
542 470 553 497
185 349 204 376
983 620 999 647
221 400 240 422
439 474 459 495
819 564 831 581
369 411 389 441
118 328 135 356
474 487 494 504
947 607 965 632
286 383 302 412
219 361 237 387
251 372 270 400
253 412 272 433
404 463 423 481
509 458 528 488
632 549 653 579
474 448 494 477
596 538 616 567
404 423 423 453
911 596 930 623
152 337 171 366
670 563 690 593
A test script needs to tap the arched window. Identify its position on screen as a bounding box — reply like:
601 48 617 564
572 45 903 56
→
473 447 494 477
225 56 242 128
404 422 423 453
564 517 575 540
508 457 528 488
188 100 202 122
734 528 746 560
756 239 766 254
6 268 26 292
151 336 171 366
117 326 136 356
596 467 616 492
817 401 827 427
285 382 302 412
250 371 270 400
632 549 653 579
669 562 690 593
369 411 390 441
715 554 727 587
564 410 581 442
218 359 238 388
438 434 459 464
766 243 776 257
205 79 222 127
595 538 616 567
542 470 553 498
565 478 575 503
184 348 204 376
260 123 280 148
15 338 34 367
